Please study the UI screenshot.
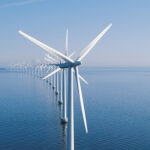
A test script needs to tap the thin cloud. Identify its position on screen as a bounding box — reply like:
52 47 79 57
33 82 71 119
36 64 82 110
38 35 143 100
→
0 0 45 8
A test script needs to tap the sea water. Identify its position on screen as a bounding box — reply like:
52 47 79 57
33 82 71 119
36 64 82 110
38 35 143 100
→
0 67 150 150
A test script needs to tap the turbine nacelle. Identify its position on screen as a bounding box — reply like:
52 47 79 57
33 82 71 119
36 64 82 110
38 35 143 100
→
57 61 81 68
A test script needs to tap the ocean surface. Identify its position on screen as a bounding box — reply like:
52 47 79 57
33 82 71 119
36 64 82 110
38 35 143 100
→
0 67 150 150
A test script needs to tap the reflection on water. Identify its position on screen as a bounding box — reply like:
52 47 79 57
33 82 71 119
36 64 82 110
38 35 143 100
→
0 67 150 150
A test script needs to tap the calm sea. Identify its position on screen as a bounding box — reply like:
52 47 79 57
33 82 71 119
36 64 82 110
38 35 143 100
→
0 67 150 150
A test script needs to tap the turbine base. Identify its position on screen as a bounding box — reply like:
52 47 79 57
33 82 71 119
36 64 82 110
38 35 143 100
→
55 91 59 95
58 100 63 105
61 118 68 124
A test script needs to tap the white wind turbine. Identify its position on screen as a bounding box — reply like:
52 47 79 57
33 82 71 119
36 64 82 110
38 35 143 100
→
44 55 56 86
45 54 59 92
18 24 112 150
46 55 63 104
62 28 68 122
43 30 87 123
45 29 70 122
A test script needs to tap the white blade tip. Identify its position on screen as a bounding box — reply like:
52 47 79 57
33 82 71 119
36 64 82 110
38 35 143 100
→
18 30 22 33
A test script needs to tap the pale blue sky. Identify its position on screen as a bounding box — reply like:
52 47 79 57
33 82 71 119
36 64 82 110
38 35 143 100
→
0 0 150 66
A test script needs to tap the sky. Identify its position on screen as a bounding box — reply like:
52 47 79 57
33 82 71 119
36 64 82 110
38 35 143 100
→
0 0 150 67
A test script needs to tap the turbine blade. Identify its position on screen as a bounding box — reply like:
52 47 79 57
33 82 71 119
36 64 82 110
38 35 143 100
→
44 57 57 66
44 57 52 62
18 31 74 63
43 68 61 80
72 69 88 85
45 54 59 63
78 74 88 85
68 51 75 58
77 24 112 61
65 29 68 56
74 67 88 133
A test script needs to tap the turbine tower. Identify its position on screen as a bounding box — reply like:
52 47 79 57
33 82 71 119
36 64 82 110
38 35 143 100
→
18 24 112 150
62 28 69 123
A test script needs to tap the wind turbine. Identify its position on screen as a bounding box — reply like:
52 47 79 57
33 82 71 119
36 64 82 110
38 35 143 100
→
43 31 87 123
62 28 68 122
44 54 60 94
44 55 54 85
18 24 112 150
45 29 71 121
